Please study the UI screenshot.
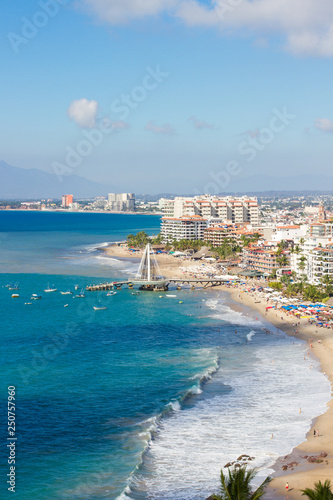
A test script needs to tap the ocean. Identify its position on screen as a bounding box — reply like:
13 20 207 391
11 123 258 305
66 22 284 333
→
0 211 331 500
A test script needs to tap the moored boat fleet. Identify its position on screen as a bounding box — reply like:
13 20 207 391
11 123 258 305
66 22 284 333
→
4 281 129 311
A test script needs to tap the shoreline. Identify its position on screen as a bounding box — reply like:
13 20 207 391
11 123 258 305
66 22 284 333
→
219 284 333 499
0 208 162 216
104 243 333 499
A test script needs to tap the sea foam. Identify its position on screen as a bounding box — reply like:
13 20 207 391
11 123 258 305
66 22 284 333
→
122 297 331 500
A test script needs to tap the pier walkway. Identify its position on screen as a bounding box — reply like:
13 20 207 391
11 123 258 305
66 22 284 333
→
86 278 229 291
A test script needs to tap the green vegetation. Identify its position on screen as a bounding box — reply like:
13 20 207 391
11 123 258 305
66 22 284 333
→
127 231 151 248
240 233 261 247
277 254 289 267
171 239 205 252
301 480 333 500
268 281 283 291
126 233 204 252
211 465 271 500
210 239 242 260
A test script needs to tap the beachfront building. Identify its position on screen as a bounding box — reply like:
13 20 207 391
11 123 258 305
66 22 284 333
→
161 195 259 226
204 225 259 247
161 216 207 242
107 193 135 212
62 194 73 207
309 244 333 285
290 233 333 281
242 243 290 275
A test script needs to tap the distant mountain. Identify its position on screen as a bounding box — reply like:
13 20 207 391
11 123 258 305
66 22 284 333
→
223 173 333 193
0 161 113 199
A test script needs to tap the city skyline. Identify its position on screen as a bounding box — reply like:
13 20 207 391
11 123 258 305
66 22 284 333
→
2 1 333 194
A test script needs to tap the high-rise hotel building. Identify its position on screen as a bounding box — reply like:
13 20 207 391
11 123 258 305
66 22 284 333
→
160 195 259 241
107 193 135 212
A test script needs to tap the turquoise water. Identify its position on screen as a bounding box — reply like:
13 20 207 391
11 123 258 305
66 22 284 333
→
0 211 161 276
0 212 331 500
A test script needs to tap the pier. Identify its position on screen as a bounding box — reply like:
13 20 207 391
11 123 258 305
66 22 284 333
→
167 278 228 288
86 244 233 292
86 278 228 291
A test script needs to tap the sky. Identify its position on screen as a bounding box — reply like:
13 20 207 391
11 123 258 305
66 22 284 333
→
2 0 333 194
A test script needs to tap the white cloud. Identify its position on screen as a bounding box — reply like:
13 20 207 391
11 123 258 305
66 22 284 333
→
80 0 333 57
145 121 176 134
314 118 333 132
68 98 99 128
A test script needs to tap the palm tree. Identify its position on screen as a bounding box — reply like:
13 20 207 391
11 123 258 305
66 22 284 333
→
298 255 307 273
301 479 333 500
277 254 289 267
212 465 271 500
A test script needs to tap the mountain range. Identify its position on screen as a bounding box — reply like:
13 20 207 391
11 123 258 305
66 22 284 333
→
0 161 112 199
225 173 333 193
1 160 333 199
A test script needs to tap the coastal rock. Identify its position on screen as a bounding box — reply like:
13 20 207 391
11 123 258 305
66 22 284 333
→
320 452 328 458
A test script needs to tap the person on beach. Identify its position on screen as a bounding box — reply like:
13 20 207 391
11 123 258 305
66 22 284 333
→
314 429 316 437
286 482 289 493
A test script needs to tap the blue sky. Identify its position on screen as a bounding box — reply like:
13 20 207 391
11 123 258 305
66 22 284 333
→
2 0 333 193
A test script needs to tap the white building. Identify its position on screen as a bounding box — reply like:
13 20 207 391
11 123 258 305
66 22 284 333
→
161 216 207 242
290 236 333 282
107 193 135 211
161 195 259 226
309 244 333 285
271 225 308 243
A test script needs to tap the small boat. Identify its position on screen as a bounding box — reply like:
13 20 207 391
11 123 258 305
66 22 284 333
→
11 294 19 298
74 285 80 290
64 304 69 308
25 302 32 305
44 284 57 292
60 291 73 295
106 291 117 296
93 306 107 311
132 291 140 295
166 295 177 298
31 294 42 300
9 282 19 291
76 289 85 298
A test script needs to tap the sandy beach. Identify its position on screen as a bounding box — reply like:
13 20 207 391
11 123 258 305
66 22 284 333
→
219 283 333 499
104 243 333 498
